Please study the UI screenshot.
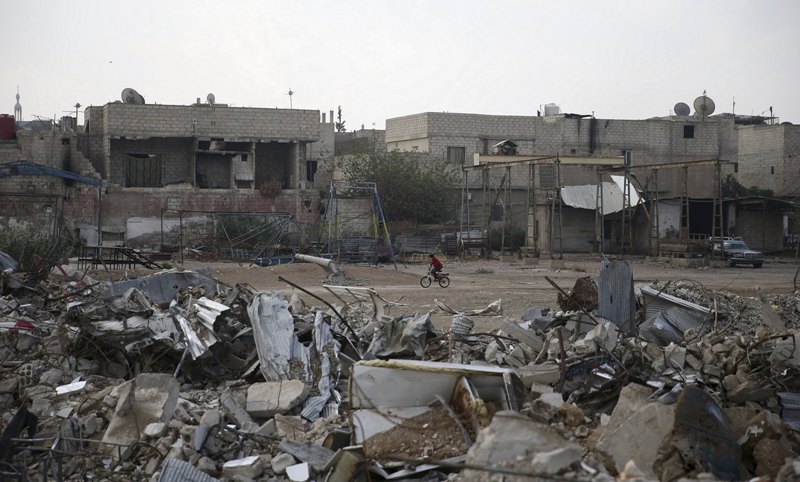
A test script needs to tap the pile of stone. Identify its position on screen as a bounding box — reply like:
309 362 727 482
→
3 257 800 481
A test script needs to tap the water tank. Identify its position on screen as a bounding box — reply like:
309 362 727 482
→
0 114 15 140
544 103 561 116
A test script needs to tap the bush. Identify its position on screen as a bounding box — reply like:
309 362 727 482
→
0 223 76 271
489 226 526 252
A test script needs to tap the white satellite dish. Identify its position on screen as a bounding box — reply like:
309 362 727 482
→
674 102 690 116
207 93 215 105
693 94 715 117
121 88 145 105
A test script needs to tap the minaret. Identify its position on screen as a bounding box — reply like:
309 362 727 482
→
14 87 22 121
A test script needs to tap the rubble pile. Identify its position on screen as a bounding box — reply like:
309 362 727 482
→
2 256 800 481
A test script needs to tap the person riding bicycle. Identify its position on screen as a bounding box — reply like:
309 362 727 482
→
428 254 443 279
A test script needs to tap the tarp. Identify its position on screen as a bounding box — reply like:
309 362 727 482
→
560 175 641 214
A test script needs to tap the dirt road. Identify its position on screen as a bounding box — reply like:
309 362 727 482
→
188 255 800 331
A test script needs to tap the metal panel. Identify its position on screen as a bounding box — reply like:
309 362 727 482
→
159 459 220 482
597 260 636 334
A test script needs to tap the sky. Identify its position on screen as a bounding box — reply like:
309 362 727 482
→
4 0 800 129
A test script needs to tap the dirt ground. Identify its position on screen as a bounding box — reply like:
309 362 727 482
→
177 254 800 332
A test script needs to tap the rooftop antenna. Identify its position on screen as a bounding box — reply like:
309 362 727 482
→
286 88 295 109
206 93 215 106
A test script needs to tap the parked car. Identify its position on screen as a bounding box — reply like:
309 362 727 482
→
711 238 764 268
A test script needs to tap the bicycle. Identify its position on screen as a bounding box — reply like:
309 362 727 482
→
420 268 450 288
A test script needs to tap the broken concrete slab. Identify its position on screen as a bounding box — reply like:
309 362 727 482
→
595 383 676 479
245 380 309 418
101 373 180 455
465 411 570 466
222 455 264 479
278 439 337 473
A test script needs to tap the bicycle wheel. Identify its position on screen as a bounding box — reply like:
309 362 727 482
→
438 276 450 288
420 276 432 288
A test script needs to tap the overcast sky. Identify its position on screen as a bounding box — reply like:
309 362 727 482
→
4 1 799 129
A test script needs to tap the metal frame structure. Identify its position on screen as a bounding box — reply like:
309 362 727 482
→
461 154 625 259
160 209 292 266
461 155 735 258
599 158 734 256
319 181 397 269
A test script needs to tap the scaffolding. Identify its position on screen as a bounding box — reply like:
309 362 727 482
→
319 181 397 268
461 154 624 258
462 155 733 257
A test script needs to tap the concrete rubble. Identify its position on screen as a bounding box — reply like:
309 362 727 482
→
3 257 800 481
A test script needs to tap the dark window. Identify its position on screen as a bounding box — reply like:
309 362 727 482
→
306 160 318 182
683 125 695 139
125 154 162 187
734 164 738 173
447 146 466 165
570 149 576 154
241 154 248 162
771 166 775 174
61 138 70 145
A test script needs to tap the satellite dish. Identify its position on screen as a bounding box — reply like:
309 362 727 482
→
207 93 215 105
674 102 691 116
693 95 715 117
121 88 145 105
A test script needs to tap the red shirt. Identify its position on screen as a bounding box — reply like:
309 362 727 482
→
430 256 443 269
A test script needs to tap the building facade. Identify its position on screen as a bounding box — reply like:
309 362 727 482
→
1 101 335 249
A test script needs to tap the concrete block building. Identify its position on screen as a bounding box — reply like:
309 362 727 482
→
1 100 335 249
385 110 799 254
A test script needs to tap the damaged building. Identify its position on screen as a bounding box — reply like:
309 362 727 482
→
0 94 336 252
385 103 800 256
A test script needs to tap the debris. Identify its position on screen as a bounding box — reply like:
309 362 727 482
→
434 298 503 316
654 385 743 481
246 380 310 418
557 276 598 312
595 383 676 479
639 286 713 346
597 260 636 334
365 312 436 358
222 455 264 479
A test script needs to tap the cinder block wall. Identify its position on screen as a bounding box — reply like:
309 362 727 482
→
735 208 784 252
102 104 320 140
737 125 785 194
109 138 194 186
386 112 739 197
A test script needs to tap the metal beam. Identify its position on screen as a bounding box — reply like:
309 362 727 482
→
0 160 102 187
466 154 625 171
599 158 735 172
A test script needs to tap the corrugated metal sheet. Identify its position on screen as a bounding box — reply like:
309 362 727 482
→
779 392 800 430
597 260 637 334
247 293 310 381
159 459 220 482
639 286 713 346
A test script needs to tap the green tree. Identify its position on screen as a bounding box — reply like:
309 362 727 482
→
339 151 459 224
722 174 774 198
335 105 346 133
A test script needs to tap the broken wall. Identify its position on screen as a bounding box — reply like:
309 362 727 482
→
109 138 194 187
